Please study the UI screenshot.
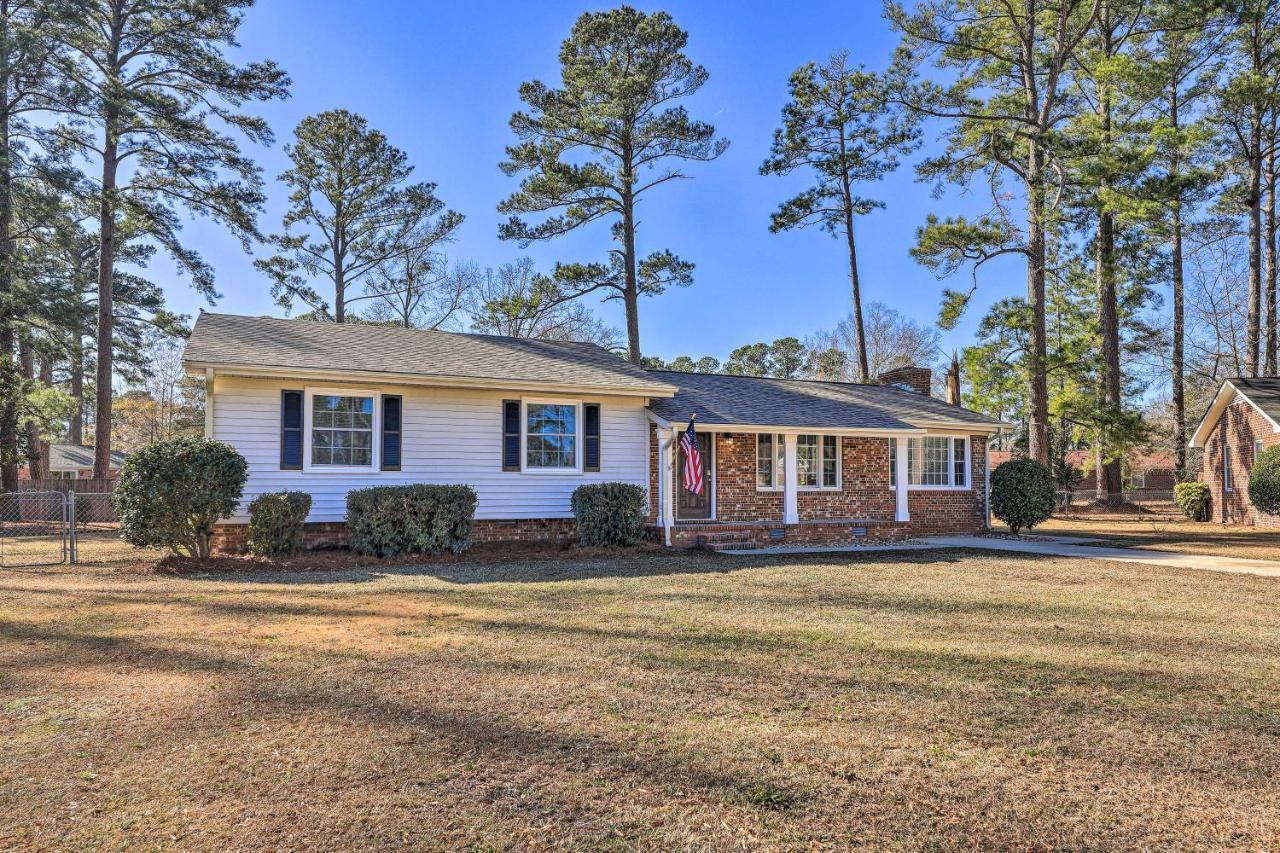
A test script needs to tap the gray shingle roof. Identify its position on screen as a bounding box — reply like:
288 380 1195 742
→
645 371 1004 431
1229 377 1280 421
183 313 676 394
49 444 126 470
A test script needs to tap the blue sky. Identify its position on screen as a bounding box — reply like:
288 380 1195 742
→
168 0 1021 362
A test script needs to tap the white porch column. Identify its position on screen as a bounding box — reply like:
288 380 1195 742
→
660 426 677 528
894 435 910 522
783 432 799 525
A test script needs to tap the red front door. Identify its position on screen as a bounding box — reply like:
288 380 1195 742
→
676 432 712 520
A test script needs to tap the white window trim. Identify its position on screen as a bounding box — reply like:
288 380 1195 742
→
756 433 841 491
520 397 583 474
303 386 380 473
906 435 970 491
756 433 784 492
1224 444 1234 492
798 434 842 491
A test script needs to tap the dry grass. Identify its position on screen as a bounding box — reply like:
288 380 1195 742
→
1036 512 1280 560
3 548 1280 849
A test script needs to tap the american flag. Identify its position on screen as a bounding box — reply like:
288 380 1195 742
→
680 419 703 495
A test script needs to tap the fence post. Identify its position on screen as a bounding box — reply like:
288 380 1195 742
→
68 490 77 565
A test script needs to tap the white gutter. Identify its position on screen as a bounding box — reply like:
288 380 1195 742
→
182 361 678 399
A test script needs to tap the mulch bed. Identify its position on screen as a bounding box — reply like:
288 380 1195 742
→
132 540 669 575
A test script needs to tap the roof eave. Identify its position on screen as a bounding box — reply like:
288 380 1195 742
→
1189 379 1280 447
186 360 678 398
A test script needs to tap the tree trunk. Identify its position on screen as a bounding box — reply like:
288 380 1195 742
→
1024 138 1051 465
0 0 17 491
69 334 84 445
1170 88 1187 482
1265 146 1277 375
93 133 119 479
93 9 123 480
18 340 44 480
841 174 870 381
1095 31 1123 505
621 185 641 365
1247 106 1263 376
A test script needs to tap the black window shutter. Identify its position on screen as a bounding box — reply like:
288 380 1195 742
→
280 390 303 470
382 395 402 471
502 400 521 471
584 403 601 472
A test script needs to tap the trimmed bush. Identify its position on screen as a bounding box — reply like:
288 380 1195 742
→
1249 446 1280 515
1174 481 1211 521
113 437 248 558
346 484 476 557
247 491 312 556
571 482 647 546
990 457 1055 534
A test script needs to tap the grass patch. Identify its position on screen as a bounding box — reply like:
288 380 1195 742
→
1 548 1279 847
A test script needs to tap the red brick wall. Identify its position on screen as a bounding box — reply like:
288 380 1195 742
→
798 437 896 520
648 427 660 523
211 517 578 554
712 432 784 522
659 431 989 535
1201 397 1280 526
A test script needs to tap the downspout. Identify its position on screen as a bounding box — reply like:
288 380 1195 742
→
204 368 215 439
984 434 993 530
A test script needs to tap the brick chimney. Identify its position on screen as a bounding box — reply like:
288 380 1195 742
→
877 365 933 396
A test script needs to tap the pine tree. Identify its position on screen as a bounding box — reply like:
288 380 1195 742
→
890 0 1102 465
498 6 727 364
59 0 288 477
256 110 463 324
760 52 918 381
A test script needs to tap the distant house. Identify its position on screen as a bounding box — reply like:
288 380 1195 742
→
182 312 1008 552
18 444 127 481
989 449 1176 497
1190 377 1280 525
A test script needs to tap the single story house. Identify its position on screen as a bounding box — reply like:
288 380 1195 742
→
1190 376 1280 526
18 444 127 481
183 313 1007 551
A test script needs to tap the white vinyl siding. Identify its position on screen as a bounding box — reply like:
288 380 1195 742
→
211 376 649 522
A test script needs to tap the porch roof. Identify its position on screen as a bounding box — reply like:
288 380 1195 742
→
646 371 1005 433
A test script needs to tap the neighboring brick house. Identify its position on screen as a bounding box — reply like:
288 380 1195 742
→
1190 377 1280 526
989 448 1176 497
183 313 1007 552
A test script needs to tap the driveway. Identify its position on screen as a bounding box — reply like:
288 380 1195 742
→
924 534 1280 578
726 534 1280 578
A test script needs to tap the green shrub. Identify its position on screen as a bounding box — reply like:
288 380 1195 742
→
990 458 1055 534
1249 446 1280 514
113 437 248 558
346 484 476 557
571 482 647 546
247 491 312 556
1174 481 1211 521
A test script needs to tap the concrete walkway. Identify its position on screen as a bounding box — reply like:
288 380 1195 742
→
725 534 1280 578
922 534 1280 578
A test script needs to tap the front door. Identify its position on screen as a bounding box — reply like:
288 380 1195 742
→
676 432 712 520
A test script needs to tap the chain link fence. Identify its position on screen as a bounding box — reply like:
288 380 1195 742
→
1 489 128 567
0 491 68 566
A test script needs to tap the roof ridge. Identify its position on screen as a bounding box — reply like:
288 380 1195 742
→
198 311 610 353
646 368 888 389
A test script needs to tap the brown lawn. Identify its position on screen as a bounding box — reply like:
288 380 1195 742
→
1034 509 1280 561
2 548 1280 849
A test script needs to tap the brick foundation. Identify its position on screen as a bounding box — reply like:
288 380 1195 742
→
667 518 910 549
211 517 578 554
